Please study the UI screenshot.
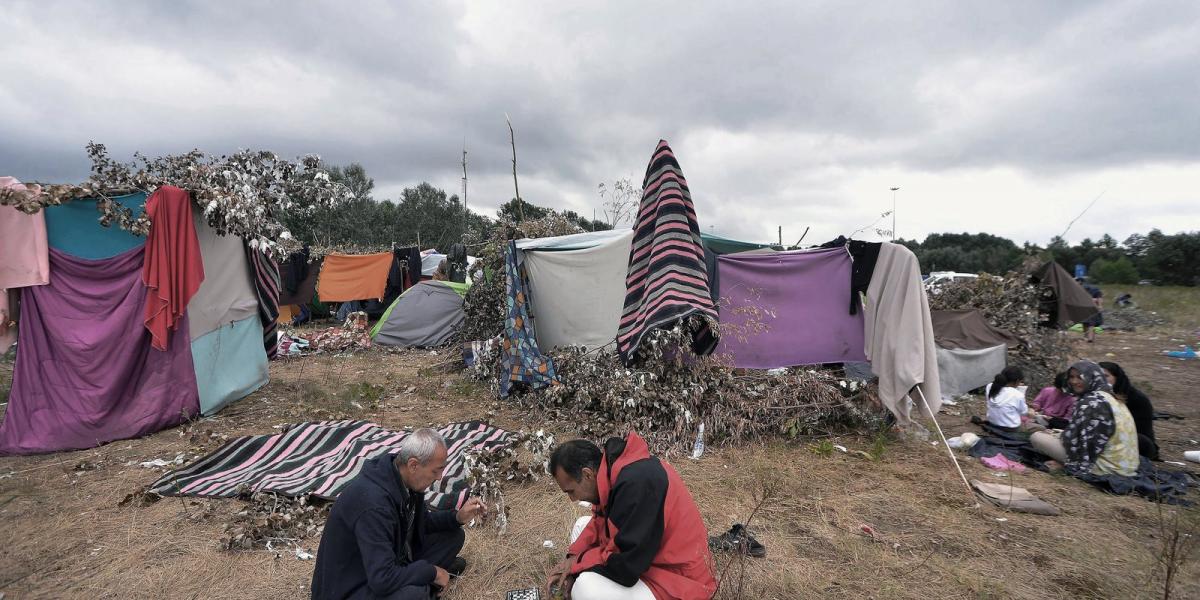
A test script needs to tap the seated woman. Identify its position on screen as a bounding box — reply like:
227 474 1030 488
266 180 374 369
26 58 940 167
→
1099 361 1159 460
1031 371 1075 429
985 367 1032 432
1030 361 1139 477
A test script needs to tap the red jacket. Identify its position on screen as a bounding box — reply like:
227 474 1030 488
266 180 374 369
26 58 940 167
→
569 432 716 600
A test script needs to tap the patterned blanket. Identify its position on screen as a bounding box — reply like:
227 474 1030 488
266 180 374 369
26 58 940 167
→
148 421 514 509
499 241 557 397
617 140 719 364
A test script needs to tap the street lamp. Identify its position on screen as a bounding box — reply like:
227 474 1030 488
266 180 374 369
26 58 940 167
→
890 187 900 241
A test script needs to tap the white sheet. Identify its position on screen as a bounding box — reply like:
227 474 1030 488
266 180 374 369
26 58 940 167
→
187 208 258 339
522 229 635 350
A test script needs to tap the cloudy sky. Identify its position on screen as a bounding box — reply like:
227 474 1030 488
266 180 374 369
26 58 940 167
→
3 1 1199 246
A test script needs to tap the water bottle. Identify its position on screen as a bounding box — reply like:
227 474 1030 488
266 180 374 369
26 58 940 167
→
691 422 705 459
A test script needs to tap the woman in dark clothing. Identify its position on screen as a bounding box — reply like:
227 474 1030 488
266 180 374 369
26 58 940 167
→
1099 361 1159 460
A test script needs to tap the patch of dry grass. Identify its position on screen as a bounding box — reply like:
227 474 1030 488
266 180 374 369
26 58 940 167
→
2 331 1199 599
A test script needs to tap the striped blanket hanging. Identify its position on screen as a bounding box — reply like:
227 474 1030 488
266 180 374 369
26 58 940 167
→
244 243 281 359
617 140 719 364
147 420 514 509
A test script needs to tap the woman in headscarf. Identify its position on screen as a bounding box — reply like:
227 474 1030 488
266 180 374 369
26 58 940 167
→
1099 361 1159 460
1030 360 1139 477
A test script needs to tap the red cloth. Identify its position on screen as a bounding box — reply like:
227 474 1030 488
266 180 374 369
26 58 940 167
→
142 185 204 350
569 432 717 600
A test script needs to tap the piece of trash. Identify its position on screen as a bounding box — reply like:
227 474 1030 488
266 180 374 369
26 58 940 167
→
350 401 364 410
542 540 555 549
995 518 1008 522
765 368 787 376
690 423 706 460
139 459 173 468
1184 451 1200 464
947 433 980 450
859 524 877 538
992 472 1009 478
0 471 13 480
833 445 848 453
295 548 314 560
1164 461 1188 467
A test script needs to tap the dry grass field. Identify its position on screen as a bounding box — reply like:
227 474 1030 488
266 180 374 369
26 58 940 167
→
1 296 1198 599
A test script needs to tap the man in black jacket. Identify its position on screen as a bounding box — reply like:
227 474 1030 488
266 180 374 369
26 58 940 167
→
311 428 486 600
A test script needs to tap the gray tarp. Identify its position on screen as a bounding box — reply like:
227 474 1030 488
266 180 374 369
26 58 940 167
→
937 344 1008 398
187 207 258 339
372 281 464 348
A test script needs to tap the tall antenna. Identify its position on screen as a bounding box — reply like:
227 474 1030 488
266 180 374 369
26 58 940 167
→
461 139 468 219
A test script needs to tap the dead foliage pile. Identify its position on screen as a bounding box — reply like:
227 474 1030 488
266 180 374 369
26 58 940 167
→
928 257 1071 389
473 322 888 454
221 489 330 552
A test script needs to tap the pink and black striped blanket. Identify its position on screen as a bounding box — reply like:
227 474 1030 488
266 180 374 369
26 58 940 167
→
148 420 513 509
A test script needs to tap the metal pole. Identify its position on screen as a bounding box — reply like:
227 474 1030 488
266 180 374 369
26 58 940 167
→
890 187 900 241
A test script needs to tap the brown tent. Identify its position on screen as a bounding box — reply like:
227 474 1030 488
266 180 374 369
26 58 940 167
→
931 310 1021 350
1034 262 1100 327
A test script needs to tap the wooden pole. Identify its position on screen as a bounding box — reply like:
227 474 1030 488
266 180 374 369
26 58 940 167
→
506 114 525 222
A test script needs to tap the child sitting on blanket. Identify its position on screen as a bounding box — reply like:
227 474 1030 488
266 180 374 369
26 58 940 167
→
1031 371 1075 429
985 367 1037 432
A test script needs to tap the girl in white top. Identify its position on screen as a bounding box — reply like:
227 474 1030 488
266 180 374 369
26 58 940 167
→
985 367 1029 430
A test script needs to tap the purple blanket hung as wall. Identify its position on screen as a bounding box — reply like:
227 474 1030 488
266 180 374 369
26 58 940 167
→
714 248 867 369
0 246 201 455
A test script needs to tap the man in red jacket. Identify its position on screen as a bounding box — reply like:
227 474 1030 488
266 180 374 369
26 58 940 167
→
546 432 716 600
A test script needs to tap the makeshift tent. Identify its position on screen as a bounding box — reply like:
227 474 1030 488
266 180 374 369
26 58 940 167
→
931 310 1021 350
521 229 636 350
1035 262 1100 327
714 248 867 368
931 310 1019 399
370 280 468 348
0 246 200 455
0 189 276 454
421 250 480 277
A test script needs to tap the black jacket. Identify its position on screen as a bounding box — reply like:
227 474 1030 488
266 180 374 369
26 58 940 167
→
311 455 461 599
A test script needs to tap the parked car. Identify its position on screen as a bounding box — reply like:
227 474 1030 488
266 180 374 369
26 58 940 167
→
924 271 978 292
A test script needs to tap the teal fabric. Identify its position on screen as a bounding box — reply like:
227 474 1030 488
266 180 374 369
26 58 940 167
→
700 232 777 255
190 315 269 415
44 193 148 259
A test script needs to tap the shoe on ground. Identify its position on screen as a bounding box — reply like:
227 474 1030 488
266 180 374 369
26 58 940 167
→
707 523 766 558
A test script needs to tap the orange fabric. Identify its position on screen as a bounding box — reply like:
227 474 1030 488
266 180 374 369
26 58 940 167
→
317 253 393 302
142 186 204 351
278 304 297 324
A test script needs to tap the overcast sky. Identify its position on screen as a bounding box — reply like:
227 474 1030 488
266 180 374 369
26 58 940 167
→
3 1 1199 246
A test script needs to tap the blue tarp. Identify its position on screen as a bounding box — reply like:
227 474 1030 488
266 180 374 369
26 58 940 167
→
190 315 269 415
44 193 147 259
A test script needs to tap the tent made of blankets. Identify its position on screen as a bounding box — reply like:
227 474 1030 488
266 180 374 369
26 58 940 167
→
370 280 469 348
0 186 277 455
517 228 636 351
932 310 1021 399
1034 261 1101 327
307 247 424 319
147 420 514 509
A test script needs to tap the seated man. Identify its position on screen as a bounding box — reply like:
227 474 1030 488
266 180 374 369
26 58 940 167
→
311 428 486 600
546 432 716 600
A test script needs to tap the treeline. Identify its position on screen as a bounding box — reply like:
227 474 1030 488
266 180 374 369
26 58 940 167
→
899 230 1200 286
277 163 609 252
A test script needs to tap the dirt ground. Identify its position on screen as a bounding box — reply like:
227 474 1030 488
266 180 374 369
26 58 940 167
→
1 323 1198 599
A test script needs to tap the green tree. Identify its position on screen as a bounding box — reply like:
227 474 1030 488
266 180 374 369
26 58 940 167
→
1090 256 1140 284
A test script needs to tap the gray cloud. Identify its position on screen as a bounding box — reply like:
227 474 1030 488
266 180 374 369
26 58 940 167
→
2 0 1198 245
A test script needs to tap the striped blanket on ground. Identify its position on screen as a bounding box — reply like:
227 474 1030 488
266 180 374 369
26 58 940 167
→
244 243 281 360
148 421 514 509
617 139 719 364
